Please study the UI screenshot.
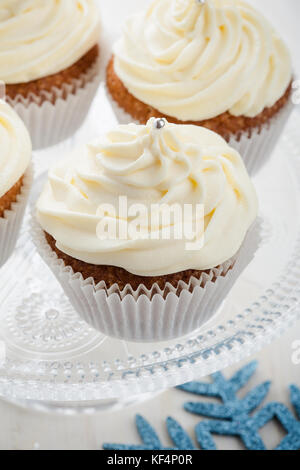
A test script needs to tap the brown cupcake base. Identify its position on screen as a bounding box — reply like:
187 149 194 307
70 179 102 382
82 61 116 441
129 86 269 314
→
106 56 292 141
45 231 234 291
0 176 24 218
6 45 100 104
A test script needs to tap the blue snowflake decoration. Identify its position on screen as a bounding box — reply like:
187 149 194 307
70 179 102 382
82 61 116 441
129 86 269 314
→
103 361 300 451
254 385 300 450
178 361 271 450
178 361 300 450
103 415 196 450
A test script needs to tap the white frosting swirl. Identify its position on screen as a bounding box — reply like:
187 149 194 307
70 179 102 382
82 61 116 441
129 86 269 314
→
114 0 292 120
0 99 31 198
37 119 258 276
0 0 101 84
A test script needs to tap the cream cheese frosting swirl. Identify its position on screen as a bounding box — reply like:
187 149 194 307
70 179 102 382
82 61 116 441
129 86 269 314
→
114 0 292 121
0 0 101 84
36 119 258 276
0 99 31 198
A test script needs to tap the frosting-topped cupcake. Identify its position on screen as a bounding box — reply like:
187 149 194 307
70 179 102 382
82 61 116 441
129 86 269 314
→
0 0 102 149
2 0 100 94
33 119 259 341
37 118 258 278
0 99 32 267
0 99 31 215
106 0 293 174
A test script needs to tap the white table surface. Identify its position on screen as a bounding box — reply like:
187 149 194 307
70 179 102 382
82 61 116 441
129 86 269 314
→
1 0 300 450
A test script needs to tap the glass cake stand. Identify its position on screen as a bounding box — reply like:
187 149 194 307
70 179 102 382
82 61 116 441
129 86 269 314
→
0 87 299 414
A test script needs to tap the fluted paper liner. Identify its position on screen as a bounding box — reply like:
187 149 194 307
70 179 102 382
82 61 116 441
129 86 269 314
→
31 216 261 342
0 165 33 268
7 56 101 151
106 86 293 177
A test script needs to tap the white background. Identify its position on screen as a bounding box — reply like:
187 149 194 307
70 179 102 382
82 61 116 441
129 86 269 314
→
0 0 299 450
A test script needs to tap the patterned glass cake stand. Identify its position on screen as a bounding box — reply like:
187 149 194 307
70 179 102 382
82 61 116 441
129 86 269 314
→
0 87 299 414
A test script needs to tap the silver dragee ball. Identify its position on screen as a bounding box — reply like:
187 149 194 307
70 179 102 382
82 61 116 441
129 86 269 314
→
154 118 166 130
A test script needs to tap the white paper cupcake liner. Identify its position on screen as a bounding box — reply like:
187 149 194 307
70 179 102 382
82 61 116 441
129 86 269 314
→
31 217 261 343
105 86 293 177
7 54 101 151
0 165 33 268
228 101 293 175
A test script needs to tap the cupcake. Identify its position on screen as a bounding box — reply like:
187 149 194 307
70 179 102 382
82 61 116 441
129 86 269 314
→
0 99 32 268
32 118 259 342
1 0 101 150
106 0 293 175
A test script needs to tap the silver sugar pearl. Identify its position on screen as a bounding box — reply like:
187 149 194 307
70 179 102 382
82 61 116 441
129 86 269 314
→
154 118 166 130
196 0 206 5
